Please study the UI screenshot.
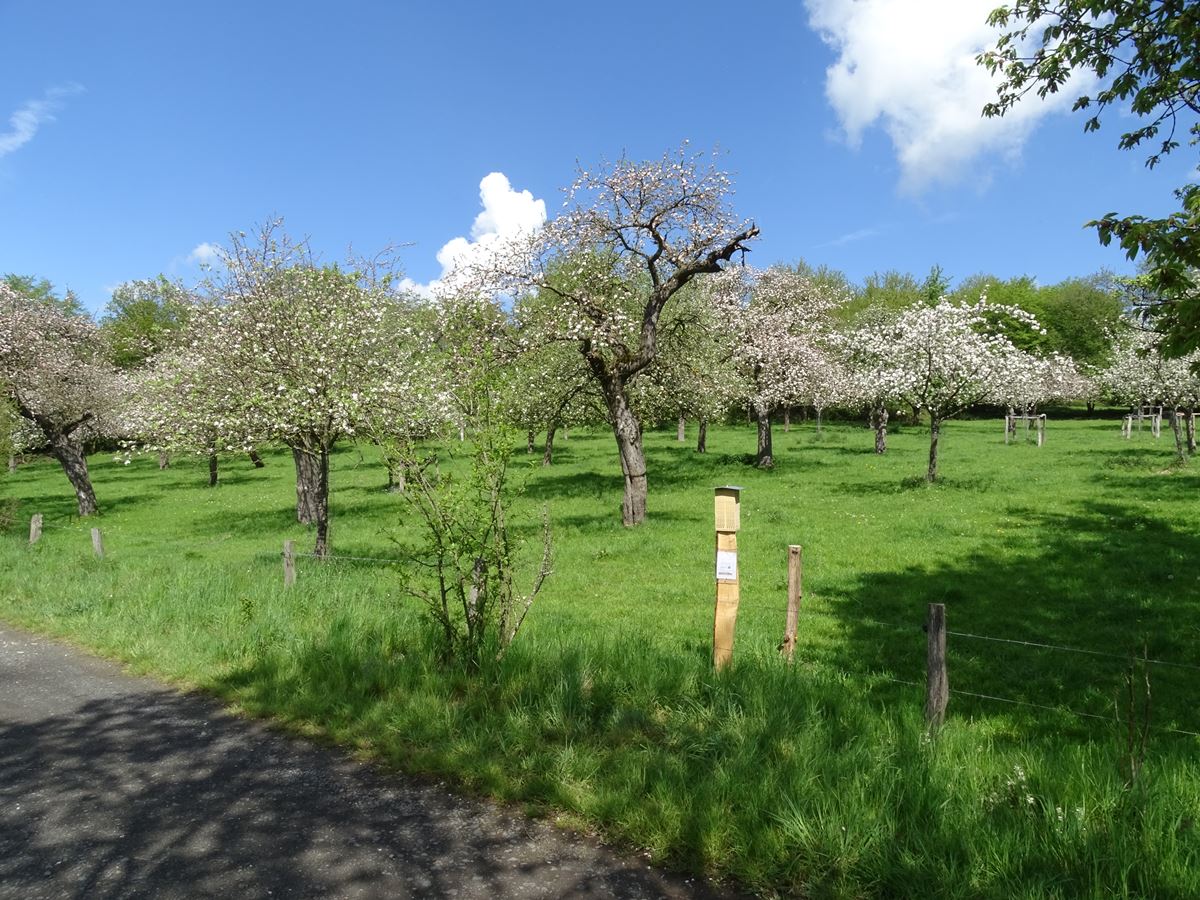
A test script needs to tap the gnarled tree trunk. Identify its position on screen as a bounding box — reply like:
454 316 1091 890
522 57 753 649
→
314 446 331 557
783 407 791 432
927 418 942 482
676 413 686 442
248 450 265 468
1187 406 1196 455
386 459 405 492
1169 408 1187 463
526 429 536 454
157 452 170 470
871 405 888 454
599 382 647 526
292 446 319 524
754 401 773 469
696 419 708 454
207 452 218 487
543 425 556 466
48 434 98 516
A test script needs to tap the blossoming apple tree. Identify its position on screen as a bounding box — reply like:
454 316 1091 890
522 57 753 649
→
708 266 845 467
177 224 441 556
465 147 759 525
0 282 122 514
848 298 1040 481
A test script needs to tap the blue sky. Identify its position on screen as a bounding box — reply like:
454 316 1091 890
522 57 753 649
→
0 0 1190 313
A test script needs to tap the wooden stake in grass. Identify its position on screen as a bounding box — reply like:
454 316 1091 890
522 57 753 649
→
29 514 43 545
780 544 802 663
283 539 296 588
91 527 105 559
712 486 742 671
925 602 948 729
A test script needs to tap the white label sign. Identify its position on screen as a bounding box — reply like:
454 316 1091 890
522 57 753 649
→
715 550 738 581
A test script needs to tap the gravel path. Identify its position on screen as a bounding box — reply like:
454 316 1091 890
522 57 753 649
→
0 624 743 899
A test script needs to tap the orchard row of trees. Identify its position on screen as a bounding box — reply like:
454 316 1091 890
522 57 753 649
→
3 149 1197 553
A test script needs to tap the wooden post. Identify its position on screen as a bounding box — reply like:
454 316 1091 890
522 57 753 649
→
712 486 742 670
925 603 948 729
780 544 802 662
91 528 104 559
1037 414 1046 447
1152 413 1162 439
283 539 296 588
1122 415 1132 439
29 514 43 545
1003 415 1010 444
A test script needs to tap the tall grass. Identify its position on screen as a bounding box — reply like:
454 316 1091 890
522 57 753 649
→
3 416 1199 897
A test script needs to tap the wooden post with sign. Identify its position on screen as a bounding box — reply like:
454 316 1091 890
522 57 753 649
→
712 486 742 670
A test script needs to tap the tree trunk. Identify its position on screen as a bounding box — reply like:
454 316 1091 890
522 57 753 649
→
248 450 265 468
1187 407 1196 455
926 418 941 482
313 446 331 558
543 426 556 466
604 386 647 526
386 459 405 493
754 401 773 469
1086 400 1095 414
48 434 98 516
6 453 15 473
292 447 319 524
526 429 536 453
1169 409 1187 463
872 405 888 454
207 452 218 487
696 419 708 454
783 407 791 432
676 413 686 442
815 408 823 435
1006 406 1017 440
157 451 170 470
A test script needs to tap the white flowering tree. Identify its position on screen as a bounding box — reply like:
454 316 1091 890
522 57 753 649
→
708 266 843 467
0 282 123 514
177 224 437 556
1100 327 1200 459
466 147 759 525
848 299 1040 481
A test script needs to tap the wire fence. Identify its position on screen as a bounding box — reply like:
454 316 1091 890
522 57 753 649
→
16 514 1200 741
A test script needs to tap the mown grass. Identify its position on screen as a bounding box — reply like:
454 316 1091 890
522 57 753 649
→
3 414 1200 898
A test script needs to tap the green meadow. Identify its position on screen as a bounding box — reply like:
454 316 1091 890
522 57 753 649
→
3 415 1199 898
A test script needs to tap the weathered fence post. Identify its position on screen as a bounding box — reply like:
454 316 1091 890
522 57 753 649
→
29 514 43 545
283 539 296 588
91 528 105 559
780 544 802 662
925 603 948 729
712 486 742 670
1037 414 1046 447
1004 415 1011 444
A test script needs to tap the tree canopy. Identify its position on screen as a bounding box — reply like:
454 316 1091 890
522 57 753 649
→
979 0 1199 352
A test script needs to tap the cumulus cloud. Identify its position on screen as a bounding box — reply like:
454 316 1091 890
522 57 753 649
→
0 83 84 159
403 172 546 297
187 242 221 266
804 0 1086 191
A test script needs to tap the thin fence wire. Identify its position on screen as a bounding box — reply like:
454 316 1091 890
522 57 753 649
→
872 674 1200 738
946 629 1200 673
16 518 1200 735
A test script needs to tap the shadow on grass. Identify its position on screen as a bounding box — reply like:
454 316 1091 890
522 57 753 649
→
821 498 1200 744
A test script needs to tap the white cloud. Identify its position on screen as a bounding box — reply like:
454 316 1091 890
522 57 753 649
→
187 242 221 266
0 83 84 159
804 0 1086 191
404 172 546 297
